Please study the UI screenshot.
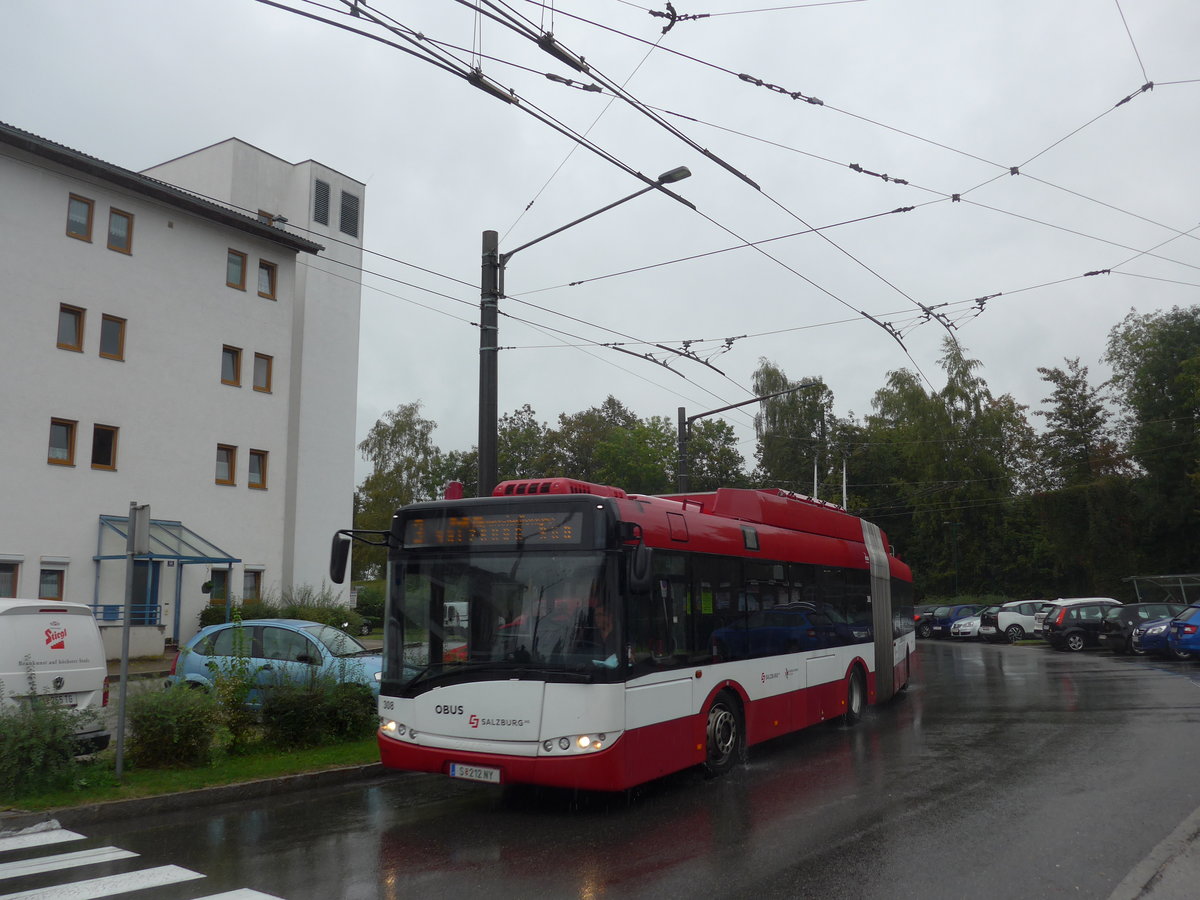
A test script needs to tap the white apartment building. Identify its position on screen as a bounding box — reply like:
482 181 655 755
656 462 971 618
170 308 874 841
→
0 122 364 658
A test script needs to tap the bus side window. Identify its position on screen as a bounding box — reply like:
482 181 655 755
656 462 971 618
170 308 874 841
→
628 552 688 673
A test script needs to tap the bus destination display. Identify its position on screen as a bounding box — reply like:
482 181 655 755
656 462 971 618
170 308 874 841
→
403 513 584 548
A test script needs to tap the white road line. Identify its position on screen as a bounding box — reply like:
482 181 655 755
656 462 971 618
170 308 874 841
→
0 864 204 899
0 832 85 854
193 891 285 899
0 848 137 880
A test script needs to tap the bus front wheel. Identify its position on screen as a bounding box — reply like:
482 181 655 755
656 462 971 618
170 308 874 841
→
703 691 743 777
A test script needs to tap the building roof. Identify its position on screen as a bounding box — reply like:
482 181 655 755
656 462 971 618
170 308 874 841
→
0 121 324 254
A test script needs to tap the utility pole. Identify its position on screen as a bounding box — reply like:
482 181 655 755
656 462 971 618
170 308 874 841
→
478 230 500 500
477 167 693 497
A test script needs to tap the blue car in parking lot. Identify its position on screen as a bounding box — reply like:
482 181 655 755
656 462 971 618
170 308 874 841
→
1166 605 1200 661
1131 617 1176 656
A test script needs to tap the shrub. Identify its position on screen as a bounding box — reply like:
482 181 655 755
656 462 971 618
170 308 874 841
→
198 600 280 629
355 581 385 621
207 615 260 754
261 676 376 748
276 583 361 632
128 684 218 768
0 670 90 800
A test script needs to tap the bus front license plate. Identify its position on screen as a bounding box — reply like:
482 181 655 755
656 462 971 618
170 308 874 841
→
449 763 501 784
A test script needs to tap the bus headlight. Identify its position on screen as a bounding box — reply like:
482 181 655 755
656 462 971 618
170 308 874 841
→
542 733 616 754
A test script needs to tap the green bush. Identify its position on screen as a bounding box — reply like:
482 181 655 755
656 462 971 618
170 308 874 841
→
128 685 218 768
277 583 362 632
198 600 280 628
206 616 260 754
355 581 385 620
261 677 376 748
0 671 90 800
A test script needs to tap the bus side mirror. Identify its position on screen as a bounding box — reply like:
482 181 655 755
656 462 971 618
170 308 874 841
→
330 533 351 584
628 544 654 594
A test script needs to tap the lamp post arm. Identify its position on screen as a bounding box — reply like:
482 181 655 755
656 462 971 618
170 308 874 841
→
676 380 823 492
502 184 657 261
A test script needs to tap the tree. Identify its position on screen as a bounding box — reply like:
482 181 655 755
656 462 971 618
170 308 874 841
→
1034 358 1121 488
751 358 836 495
551 397 641 482
1104 306 1200 571
685 418 747 491
353 402 447 579
859 339 1042 596
593 417 675 494
497 404 553 481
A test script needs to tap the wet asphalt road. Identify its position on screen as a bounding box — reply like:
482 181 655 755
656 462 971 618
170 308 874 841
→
21 640 1200 899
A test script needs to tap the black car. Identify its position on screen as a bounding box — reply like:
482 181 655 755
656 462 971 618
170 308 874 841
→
914 604 939 639
1043 599 1122 651
1098 602 1187 654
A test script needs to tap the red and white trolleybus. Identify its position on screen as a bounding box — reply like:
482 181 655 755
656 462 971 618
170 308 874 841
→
330 477 914 792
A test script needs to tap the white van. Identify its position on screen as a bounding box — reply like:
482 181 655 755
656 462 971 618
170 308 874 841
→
0 598 111 750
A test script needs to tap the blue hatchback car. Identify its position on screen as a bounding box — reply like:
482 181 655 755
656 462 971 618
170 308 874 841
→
167 618 383 703
1166 606 1200 661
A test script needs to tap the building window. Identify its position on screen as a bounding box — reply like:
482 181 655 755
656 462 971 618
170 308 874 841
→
100 314 126 360
57 304 85 352
339 190 360 237
48 419 77 466
66 194 93 241
39 569 64 601
221 346 242 386
243 570 262 601
107 209 134 254
313 179 330 225
216 444 237 485
91 424 118 470
227 250 247 290
0 562 17 598
257 260 277 299
253 353 273 393
249 450 268 490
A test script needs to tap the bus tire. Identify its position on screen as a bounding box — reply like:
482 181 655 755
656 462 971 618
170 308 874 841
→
844 667 866 725
703 691 743 777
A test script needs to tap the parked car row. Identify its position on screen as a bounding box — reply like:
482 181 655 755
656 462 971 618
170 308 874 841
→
921 595 1200 659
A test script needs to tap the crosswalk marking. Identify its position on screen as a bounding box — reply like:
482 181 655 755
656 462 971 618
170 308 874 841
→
0 847 137 880
0 864 205 900
0 831 84 854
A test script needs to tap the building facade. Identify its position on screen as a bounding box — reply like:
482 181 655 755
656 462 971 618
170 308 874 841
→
0 123 363 657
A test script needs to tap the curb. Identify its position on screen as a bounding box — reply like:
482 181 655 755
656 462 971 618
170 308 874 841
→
0 762 389 834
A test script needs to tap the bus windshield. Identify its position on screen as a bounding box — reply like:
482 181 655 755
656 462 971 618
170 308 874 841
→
392 550 618 688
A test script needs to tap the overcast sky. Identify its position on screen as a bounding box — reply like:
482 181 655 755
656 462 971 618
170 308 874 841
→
7 0 1199 482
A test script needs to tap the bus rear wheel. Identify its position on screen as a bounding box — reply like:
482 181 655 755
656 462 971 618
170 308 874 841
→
703 691 743 777
844 668 866 725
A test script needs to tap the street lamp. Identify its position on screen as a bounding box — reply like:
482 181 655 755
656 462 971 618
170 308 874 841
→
676 381 822 493
478 166 693 496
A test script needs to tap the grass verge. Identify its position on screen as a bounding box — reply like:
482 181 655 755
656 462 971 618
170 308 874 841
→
4 737 380 813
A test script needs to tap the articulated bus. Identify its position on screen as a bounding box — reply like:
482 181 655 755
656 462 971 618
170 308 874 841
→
330 478 914 792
